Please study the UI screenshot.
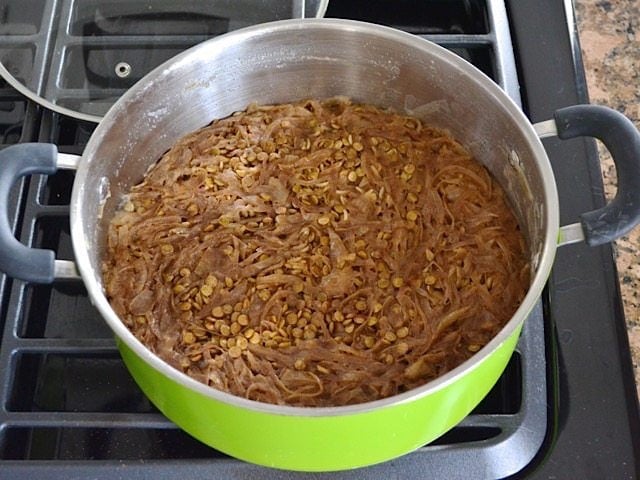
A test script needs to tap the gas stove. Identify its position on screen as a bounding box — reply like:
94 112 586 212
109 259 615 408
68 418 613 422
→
0 1 638 479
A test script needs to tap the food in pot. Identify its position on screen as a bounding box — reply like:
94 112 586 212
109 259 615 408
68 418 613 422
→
102 98 529 407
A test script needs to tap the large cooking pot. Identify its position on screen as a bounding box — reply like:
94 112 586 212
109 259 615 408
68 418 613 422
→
1 19 639 471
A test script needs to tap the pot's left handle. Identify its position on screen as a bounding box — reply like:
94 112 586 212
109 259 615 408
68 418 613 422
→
0 143 81 283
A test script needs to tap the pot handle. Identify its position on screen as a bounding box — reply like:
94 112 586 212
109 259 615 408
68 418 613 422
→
0 143 81 283
535 104 640 246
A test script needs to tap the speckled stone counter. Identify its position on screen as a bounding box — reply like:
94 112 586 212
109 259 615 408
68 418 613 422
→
575 0 640 397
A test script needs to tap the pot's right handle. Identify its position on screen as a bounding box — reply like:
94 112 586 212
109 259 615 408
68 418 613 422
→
535 104 640 246
0 143 80 283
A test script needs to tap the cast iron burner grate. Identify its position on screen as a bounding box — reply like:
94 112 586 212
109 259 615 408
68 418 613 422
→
0 1 551 478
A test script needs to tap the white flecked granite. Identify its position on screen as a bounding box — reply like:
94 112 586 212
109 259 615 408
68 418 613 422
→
575 0 640 398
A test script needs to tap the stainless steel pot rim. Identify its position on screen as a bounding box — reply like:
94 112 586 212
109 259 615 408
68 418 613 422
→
71 18 560 417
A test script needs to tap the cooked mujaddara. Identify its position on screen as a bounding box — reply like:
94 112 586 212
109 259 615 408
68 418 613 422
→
102 98 529 407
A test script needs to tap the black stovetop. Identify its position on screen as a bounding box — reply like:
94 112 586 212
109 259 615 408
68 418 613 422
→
0 1 638 479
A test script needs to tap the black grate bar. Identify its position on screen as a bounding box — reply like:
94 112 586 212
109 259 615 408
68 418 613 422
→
4 338 116 352
0 413 173 429
0 87 25 101
0 411 524 430
24 205 69 217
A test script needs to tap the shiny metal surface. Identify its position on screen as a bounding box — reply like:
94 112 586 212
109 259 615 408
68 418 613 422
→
53 259 81 279
558 222 587 246
534 119 560 139
56 152 81 170
70 19 559 413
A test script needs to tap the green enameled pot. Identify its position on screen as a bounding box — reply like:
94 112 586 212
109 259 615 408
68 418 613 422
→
117 325 521 470
1 19 640 472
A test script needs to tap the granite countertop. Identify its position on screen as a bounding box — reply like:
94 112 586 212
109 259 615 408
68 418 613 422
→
575 0 640 397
